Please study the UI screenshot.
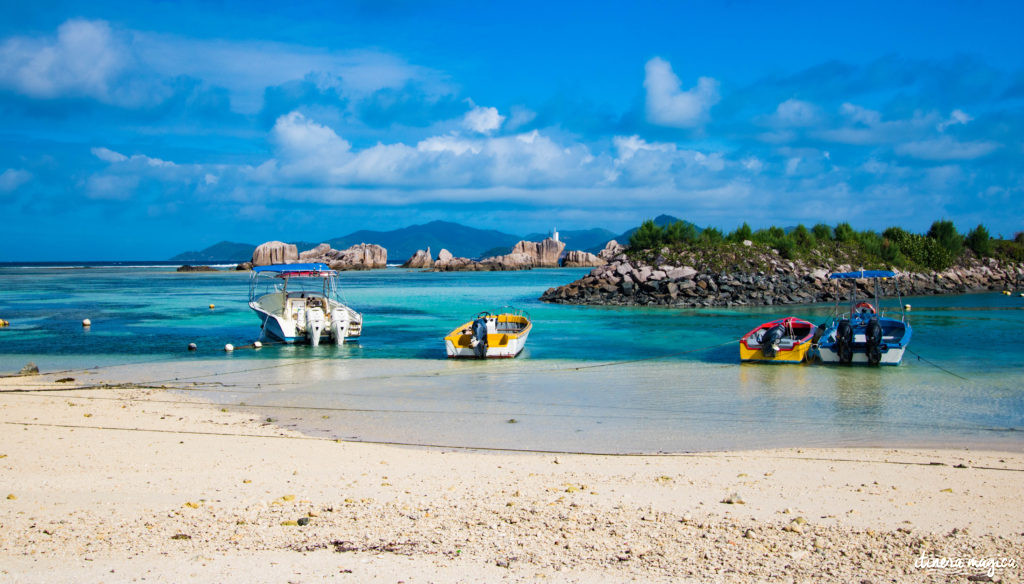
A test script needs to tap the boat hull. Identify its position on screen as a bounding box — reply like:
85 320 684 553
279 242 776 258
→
739 341 812 363
817 345 906 365
250 300 361 345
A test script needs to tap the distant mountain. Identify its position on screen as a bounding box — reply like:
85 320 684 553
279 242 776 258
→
324 220 523 261
613 214 703 245
170 241 256 262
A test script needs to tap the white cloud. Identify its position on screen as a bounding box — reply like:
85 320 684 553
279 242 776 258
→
91 147 128 163
613 135 675 161
770 99 820 127
0 19 128 101
895 136 1000 160
741 157 764 173
0 168 32 193
643 57 719 128
462 105 505 134
271 111 352 160
937 109 973 132
785 157 802 175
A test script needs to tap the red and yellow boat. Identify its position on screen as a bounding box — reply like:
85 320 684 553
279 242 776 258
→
739 317 816 363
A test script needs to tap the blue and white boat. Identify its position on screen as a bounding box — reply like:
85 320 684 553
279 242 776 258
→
817 270 912 366
248 263 362 346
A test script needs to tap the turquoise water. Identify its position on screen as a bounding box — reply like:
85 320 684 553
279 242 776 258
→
1 266 1022 452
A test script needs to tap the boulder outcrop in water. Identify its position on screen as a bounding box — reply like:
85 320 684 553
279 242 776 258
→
298 242 387 270
541 245 1024 308
402 248 433 268
431 237 568 271
176 265 217 272
251 241 298 266
249 241 387 270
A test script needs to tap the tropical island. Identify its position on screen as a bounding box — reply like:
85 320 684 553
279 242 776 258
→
541 219 1024 307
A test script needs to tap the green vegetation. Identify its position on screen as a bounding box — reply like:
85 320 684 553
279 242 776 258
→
628 218 1024 272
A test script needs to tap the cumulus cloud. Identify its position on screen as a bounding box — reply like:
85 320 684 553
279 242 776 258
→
272 111 352 159
643 57 719 128
0 168 32 193
462 105 505 134
770 99 820 127
0 19 128 102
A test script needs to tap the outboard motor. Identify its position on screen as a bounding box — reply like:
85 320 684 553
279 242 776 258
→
865 316 883 365
471 317 489 358
760 324 784 358
305 307 326 347
330 309 350 346
836 319 854 364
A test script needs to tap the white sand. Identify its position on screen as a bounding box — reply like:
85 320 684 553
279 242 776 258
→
1 369 1022 583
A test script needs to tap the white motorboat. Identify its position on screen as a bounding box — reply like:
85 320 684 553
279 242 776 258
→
248 263 362 346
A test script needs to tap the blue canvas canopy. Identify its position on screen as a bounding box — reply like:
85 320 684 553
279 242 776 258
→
252 263 333 275
829 270 896 280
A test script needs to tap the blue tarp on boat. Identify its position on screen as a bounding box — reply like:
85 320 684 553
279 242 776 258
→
828 270 896 280
252 263 332 274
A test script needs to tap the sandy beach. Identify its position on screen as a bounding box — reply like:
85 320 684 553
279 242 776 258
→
1 368 1022 583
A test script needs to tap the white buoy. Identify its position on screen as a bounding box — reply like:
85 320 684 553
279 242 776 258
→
187 342 197 351
82 318 91 327
224 343 234 352
904 304 911 311
253 341 262 349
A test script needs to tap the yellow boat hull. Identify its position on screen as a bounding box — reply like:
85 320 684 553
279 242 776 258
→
739 341 812 363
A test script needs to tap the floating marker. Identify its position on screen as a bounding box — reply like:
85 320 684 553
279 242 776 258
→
253 341 263 349
0 319 9 327
209 304 215 310
904 304 911 311
187 342 197 351
82 318 91 327
224 343 234 352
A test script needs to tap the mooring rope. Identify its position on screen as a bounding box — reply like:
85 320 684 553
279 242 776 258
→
906 347 970 381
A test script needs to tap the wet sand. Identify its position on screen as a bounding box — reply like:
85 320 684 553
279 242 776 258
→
1 367 1022 583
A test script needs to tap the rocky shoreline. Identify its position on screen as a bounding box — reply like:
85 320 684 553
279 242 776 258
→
541 245 1024 308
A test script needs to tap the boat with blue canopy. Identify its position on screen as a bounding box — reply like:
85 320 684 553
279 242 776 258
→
248 263 362 346
816 270 912 365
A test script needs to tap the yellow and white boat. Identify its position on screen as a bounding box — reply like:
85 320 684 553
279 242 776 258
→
444 310 532 358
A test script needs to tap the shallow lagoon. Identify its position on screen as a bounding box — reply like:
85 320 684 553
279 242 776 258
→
1 266 1021 453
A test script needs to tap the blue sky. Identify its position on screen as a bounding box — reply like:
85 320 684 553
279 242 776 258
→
1 1 1023 259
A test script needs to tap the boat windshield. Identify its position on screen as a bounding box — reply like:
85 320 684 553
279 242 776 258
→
248 265 342 303
827 271 906 323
